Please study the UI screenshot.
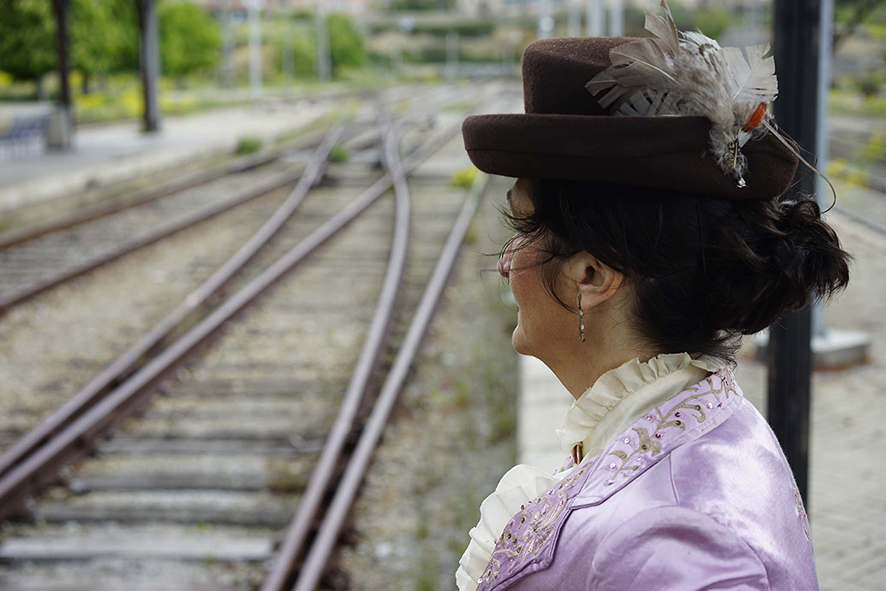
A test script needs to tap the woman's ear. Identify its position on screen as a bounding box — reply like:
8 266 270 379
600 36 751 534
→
564 252 624 312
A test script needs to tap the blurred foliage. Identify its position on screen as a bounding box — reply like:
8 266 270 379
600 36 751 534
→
830 88 886 116
692 8 731 40
827 157 870 187
835 0 886 49
856 72 884 97
450 165 478 188
276 31 316 79
390 0 451 10
70 0 136 87
0 0 219 91
235 136 262 154
414 21 494 37
861 131 886 162
158 1 221 78
328 144 350 163
370 20 494 37
327 13 367 75
0 0 57 83
263 12 367 80
621 1 730 39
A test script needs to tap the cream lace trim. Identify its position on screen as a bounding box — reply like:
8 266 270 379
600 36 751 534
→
556 352 726 456
455 464 576 591
455 352 726 591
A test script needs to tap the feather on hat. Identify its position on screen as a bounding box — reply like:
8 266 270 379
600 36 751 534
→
586 0 787 188
461 4 800 199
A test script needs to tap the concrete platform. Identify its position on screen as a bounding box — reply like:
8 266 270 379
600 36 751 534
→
753 327 872 369
0 102 331 215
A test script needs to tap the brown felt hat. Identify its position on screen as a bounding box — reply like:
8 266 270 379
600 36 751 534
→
462 37 799 199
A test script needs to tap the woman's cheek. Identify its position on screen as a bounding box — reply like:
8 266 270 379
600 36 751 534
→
509 252 539 311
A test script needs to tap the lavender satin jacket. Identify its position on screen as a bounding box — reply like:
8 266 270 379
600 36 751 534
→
476 369 818 591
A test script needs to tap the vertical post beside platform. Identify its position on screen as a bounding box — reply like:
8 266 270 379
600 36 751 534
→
49 0 73 150
768 0 821 506
136 0 161 133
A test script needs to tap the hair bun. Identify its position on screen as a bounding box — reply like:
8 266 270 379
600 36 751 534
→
705 195 851 335
511 179 851 363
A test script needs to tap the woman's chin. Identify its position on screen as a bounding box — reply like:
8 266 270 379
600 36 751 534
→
511 324 531 355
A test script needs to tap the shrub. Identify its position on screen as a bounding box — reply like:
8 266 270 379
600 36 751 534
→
328 144 349 163
450 165 478 188
236 136 263 155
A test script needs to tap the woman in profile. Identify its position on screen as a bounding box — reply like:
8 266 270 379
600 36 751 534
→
456 4 850 590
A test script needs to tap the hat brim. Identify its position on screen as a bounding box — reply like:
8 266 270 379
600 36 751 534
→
462 113 799 200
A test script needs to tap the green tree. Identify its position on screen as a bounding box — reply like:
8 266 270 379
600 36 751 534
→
157 0 221 78
327 13 366 76
390 0 444 9
835 0 885 50
70 0 135 92
278 30 315 80
693 8 730 40
105 0 140 73
0 0 57 87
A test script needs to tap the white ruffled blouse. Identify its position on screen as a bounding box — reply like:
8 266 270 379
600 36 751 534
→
455 352 726 591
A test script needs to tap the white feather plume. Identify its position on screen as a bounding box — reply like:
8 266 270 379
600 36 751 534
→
585 0 780 188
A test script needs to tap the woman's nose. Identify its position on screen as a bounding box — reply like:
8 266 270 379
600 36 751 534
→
498 251 511 279
498 236 517 278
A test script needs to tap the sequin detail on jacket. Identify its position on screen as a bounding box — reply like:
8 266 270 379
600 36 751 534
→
476 463 590 589
473 367 820 591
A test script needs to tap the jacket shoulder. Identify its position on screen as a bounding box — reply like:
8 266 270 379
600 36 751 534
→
589 504 771 591
667 398 817 589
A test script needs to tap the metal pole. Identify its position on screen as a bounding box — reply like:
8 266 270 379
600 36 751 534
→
248 0 263 104
768 0 821 506
446 31 459 80
315 0 330 80
52 0 71 111
609 0 624 36
538 0 554 40
136 0 161 132
812 0 835 339
282 12 294 83
50 0 72 149
222 0 234 88
586 0 604 37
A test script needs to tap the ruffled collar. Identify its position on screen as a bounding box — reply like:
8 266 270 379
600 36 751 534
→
556 352 726 461
456 351 725 591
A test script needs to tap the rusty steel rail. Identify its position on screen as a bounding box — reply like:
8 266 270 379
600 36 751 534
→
0 124 346 485
0 127 330 251
293 170 491 591
260 109 412 591
0 117 465 521
0 122 389 315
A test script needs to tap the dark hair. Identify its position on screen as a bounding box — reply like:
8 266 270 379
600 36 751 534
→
503 179 851 363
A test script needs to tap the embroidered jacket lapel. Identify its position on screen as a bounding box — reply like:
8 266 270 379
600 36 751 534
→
477 368 743 591
574 367 742 506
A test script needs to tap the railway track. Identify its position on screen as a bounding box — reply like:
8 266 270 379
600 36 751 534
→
0 83 469 314
0 89 499 589
0 122 380 456
0 123 376 313
0 85 475 455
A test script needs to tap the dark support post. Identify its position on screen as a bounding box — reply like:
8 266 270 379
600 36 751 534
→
52 0 71 111
50 0 73 150
768 0 821 506
136 0 161 132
